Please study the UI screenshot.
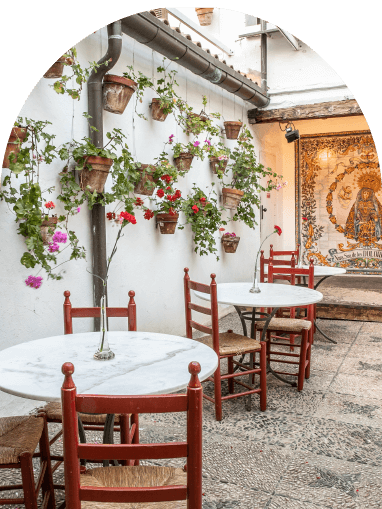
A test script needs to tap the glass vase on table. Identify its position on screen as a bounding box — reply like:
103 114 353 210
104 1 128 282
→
94 294 115 360
249 225 282 294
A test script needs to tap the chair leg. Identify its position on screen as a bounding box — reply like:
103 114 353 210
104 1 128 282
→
38 415 56 509
213 366 223 421
289 333 295 352
20 453 38 509
305 328 313 379
259 342 267 411
119 414 129 466
131 413 139 466
298 330 309 391
227 357 234 394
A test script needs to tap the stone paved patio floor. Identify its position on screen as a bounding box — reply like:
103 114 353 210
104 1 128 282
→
1 314 381 508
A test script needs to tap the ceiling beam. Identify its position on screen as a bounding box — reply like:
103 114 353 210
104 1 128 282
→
248 99 362 124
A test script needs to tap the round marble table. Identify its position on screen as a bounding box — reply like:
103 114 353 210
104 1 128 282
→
264 265 347 342
0 331 218 402
195 282 323 386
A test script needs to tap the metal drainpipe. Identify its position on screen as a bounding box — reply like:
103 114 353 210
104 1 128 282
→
260 19 267 93
87 21 122 330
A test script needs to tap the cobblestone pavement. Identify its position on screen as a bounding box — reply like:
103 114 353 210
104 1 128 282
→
1 315 381 508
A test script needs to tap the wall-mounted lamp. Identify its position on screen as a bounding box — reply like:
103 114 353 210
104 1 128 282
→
279 121 300 143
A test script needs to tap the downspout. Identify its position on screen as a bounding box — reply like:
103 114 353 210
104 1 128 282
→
260 19 267 93
87 21 122 329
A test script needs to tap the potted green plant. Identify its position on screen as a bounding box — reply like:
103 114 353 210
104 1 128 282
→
43 55 68 79
2 124 28 169
103 75 138 115
151 60 180 121
146 174 183 234
179 96 221 136
0 117 85 284
123 66 154 120
171 139 205 172
179 185 226 259
220 230 240 253
220 126 277 228
51 48 111 100
207 142 230 175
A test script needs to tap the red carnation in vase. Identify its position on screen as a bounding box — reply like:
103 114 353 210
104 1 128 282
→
274 225 282 236
119 211 137 224
157 189 165 198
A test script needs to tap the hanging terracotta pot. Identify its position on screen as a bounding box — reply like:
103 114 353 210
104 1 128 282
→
209 157 228 174
79 156 113 194
3 127 28 168
222 188 244 209
102 75 138 115
185 113 208 135
174 152 194 172
195 8 214 26
43 56 67 79
156 213 179 234
222 236 240 253
133 164 157 196
151 98 171 122
224 121 243 140
40 216 58 245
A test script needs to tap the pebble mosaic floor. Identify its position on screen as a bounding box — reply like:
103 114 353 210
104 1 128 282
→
1 314 382 508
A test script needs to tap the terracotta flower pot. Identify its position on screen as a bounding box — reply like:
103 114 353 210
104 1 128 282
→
102 75 138 115
209 156 228 174
151 98 170 122
133 164 157 196
174 152 194 172
222 236 240 253
222 188 244 209
41 216 58 245
79 156 113 194
156 213 179 234
3 127 28 168
195 7 214 26
43 56 67 79
224 121 243 140
185 113 208 135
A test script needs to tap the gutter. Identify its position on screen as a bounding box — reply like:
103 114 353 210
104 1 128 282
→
87 21 122 329
121 11 270 108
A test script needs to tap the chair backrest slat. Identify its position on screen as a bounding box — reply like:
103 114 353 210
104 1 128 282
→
77 442 187 461
190 321 213 335
268 261 314 289
79 485 187 504
188 303 212 316
188 281 211 294
63 290 136 334
75 394 187 415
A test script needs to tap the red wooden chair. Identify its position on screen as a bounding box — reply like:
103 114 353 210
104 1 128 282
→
61 361 203 509
255 260 315 391
184 268 266 421
0 413 55 509
41 290 138 491
260 249 296 283
269 243 300 260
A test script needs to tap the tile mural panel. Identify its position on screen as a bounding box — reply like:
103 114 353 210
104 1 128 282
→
295 131 382 273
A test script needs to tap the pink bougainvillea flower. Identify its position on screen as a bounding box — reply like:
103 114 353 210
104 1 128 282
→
223 232 236 237
274 225 282 236
48 242 60 253
44 201 55 209
52 231 67 244
77 207 81 213
168 134 175 143
193 141 200 147
25 275 43 289
204 139 211 146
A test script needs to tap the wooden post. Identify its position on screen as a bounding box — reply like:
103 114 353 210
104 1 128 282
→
63 291 73 334
128 290 137 331
187 362 203 509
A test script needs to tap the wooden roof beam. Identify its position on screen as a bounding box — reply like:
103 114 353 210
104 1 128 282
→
248 99 362 124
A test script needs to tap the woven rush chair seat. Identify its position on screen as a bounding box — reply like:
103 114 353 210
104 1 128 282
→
42 401 123 424
255 318 312 333
0 415 44 465
196 332 261 356
80 466 187 508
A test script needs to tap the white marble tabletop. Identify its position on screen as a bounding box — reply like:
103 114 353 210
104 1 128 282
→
264 265 346 276
0 332 218 402
194 282 323 308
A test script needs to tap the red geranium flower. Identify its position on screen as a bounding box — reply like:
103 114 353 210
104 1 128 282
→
106 212 116 220
144 209 154 220
135 197 144 206
199 197 206 202
157 189 165 198
160 174 172 183
119 211 137 224
174 189 181 199
166 186 171 191
219 227 225 232
274 225 282 236
302 216 308 221
44 201 55 209
192 205 199 214
168 207 176 216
